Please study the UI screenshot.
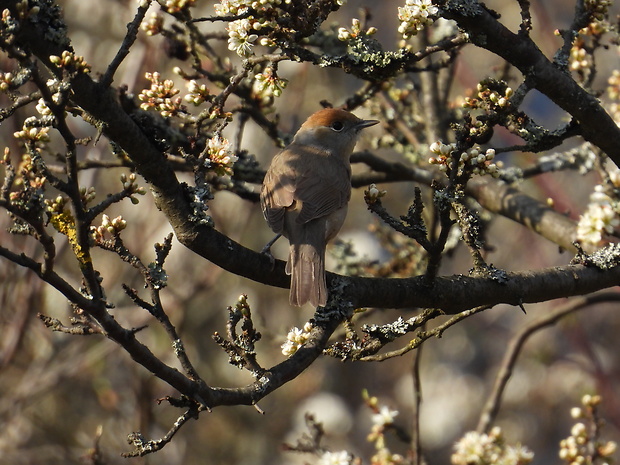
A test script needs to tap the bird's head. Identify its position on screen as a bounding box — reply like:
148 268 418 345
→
292 108 379 155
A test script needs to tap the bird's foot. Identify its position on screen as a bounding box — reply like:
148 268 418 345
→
261 234 281 270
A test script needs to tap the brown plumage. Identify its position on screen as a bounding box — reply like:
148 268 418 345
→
260 108 379 307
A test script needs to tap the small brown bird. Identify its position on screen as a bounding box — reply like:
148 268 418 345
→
260 108 379 307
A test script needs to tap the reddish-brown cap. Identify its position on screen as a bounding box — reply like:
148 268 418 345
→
300 108 379 131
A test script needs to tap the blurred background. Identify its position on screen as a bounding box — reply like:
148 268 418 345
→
1 0 619 464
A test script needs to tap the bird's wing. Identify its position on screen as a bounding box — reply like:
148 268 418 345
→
295 159 351 224
261 144 352 229
260 151 297 234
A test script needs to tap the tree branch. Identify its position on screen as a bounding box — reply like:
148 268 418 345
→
439 0 620 167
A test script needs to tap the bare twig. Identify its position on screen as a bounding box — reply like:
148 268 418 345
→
357 306 491 362
212 295 264 376
411 332 424 465
100 1 151 88
38 313 102 335
123 404 201 457
98 233 203 381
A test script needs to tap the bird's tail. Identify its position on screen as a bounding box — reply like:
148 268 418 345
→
286 241 327 307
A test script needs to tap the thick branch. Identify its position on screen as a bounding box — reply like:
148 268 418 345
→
465 178 577 251
440 0 620 167
340 261 620 312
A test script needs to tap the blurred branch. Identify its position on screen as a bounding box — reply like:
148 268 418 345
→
282 413 326 454
411 341 424 465
351 151 579 252
499 143 596 181
476 292 620 434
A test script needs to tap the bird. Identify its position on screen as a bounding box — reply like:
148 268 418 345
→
260 108 379 307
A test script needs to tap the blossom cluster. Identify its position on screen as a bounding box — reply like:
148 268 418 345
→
227 19 260 57
569 37 593 73
138 72 183 117
429 141 500 178
13 117 51 143
337 18 378 41
49 51 91 74
564 1 611 76
281 321 313 356
90 214 127 242
397 0 438 39
184 80 212 106
253 67 288 100
576 183 620 247
608 70 620 100
33 81 66 120
464 82 514 111
163 0 196 14
120 172 147 204
0 72 14 92
216 0 349 57
559 394 617 464
45 195 66 214
141 11 164 36
364 392 404 465
215 0 282 57
317 450 353 465
206 136 238 176
584 0 611 22
15 0 40 20
451 427 534 465
4 152 46 198
606 70 620 124
80 186 97 205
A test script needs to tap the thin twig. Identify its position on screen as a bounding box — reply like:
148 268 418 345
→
190 10 254 23
100 1 151 88
411 331 424 465
123 405 201 457
358 306 491 362
98 234 204 382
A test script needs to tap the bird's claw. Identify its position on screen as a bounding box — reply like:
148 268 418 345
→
261 234 281 270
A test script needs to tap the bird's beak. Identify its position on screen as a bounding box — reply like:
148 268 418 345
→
356 119 380 130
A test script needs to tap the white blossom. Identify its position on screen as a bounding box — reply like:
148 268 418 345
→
318 450 353 465
577 189 620 247
371 405 399 426
207 136 238 175
281 323 313 356
227 19 258 56
452 429 533 465
398 0 438 38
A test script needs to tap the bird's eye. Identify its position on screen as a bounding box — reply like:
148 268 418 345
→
330 121 344 132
